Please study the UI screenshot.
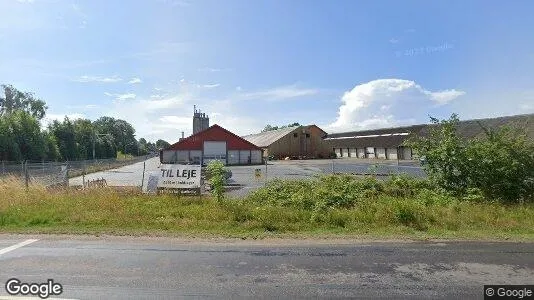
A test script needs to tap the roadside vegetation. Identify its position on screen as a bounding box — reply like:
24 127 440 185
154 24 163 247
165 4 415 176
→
0 114 532 240
1 174 533 240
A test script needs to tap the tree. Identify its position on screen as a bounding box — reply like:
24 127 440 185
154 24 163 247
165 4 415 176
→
93 117 138 156
6 110 46 161
261 122 301 132
156 139 170 149
0 85 47 120
49 118 78 161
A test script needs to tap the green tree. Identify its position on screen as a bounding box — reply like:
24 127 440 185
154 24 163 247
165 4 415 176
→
7 111 46 161
261 122 300 132
155 139 170 149
49 117 78 161
0 84 47 120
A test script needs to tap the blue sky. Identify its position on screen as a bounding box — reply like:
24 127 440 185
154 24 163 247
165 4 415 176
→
1 0 533 142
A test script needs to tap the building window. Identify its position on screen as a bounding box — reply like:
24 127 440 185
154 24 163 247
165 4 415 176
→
293 133 298 138
305 133 310 138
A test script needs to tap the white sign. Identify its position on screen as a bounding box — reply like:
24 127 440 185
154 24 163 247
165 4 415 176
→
158 164 201 189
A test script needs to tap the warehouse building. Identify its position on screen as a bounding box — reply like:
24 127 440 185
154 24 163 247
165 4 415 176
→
325 125 424 160
326 113 534 160
160 124 263 165
243 125 332 159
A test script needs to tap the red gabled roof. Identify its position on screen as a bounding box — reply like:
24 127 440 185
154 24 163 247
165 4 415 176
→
165 124 262 151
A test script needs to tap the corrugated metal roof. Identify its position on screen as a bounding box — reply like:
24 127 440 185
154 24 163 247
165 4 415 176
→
242 126 297 148
325 113 534 148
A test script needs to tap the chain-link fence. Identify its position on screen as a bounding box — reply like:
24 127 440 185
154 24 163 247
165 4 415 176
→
0 155 157 189
2 156 426 196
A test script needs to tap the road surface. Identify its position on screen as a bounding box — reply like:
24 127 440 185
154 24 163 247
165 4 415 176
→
0 235 532 299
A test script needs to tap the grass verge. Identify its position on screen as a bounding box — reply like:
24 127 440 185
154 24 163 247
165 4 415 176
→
1 176 533 240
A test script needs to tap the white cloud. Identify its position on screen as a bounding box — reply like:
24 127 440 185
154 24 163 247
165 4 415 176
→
202 83 220 89
41 113 85 127
104 92 136 100
327 79 465 132
128 77 142 84
389 38 399 44
197 67 232 72
241 84 319 101
72 75 122 83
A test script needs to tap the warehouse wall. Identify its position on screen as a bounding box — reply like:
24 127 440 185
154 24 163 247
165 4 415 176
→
267 126 331 159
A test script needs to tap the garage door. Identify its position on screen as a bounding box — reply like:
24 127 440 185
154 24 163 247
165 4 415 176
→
239 150 251 164
386 148 398 160
402 147 412 160
251 150 262 164
161 150 176 163
357 148 365 158
366 147 375 158
376 148 386 159
228 150 239 165
349 148 357 158
203 141 226 163
335 148 341 158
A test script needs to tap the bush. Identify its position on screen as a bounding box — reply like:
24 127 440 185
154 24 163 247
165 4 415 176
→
206 160 226 203
407 114 534 203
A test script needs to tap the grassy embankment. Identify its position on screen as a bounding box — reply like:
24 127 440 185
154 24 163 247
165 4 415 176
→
1 175 533 240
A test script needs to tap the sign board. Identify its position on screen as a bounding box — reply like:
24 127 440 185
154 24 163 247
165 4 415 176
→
146 172 160 194
157 164 201 189
255 168 262 179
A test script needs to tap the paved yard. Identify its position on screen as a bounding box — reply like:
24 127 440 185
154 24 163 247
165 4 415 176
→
69 157 425 196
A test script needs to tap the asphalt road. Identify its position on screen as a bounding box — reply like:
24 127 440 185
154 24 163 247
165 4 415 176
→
0 235 532 299
69 157 425 196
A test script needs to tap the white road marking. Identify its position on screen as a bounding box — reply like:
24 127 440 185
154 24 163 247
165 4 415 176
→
0 239 39 256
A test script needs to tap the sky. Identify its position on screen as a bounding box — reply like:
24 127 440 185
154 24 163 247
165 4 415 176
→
1 0 533 142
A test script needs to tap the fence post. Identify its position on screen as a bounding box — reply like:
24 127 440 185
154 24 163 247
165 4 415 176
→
141 161 146 191
24 160 29 189
264 158 268 186
331 159 335 174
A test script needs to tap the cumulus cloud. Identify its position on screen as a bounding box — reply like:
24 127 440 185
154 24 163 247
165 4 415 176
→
328 79 465 132
72 75 122 83
128 77 142 84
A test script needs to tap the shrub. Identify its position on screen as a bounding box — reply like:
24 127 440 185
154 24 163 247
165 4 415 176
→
206 160 226 203
407 114 534 203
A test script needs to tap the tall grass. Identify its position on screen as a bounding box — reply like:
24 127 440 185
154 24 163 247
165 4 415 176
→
0 175 533 239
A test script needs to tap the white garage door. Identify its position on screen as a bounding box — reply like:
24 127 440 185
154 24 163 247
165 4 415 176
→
366 147 375 158
239 150 251 164
335 148 341 158
357 148 365 158
203 141 226 164
349 148 357 158
228 150 239 165
386 148 398 160
251 150 262 164
376 148 386 159
190 150 202 164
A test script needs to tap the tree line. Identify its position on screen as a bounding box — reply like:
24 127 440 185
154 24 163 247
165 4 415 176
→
261 122 301 132
0 84 170 162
